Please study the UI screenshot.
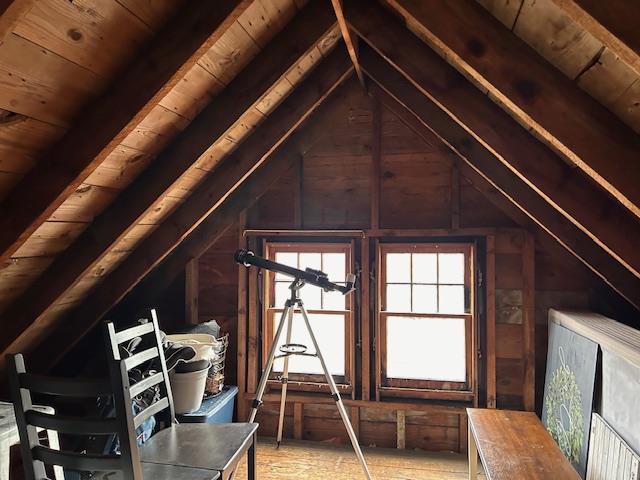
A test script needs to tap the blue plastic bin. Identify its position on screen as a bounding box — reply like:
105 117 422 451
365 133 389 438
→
176 385 238 424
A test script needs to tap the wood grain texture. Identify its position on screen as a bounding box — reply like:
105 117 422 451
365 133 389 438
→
383 0 640 219
467 408 580 479
0 0 251 265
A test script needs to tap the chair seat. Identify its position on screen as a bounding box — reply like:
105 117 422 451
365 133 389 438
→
141 462 221 479
140 423 258 472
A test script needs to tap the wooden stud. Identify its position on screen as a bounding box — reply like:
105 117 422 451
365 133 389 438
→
0 0 252 264
294 403 304 440
522 232 535 412
459 412 468 454
396 410 406 449
451 160 460 230
237 210 248 420
550 0 640 77
360 239 371 401
370 94 381 230
184 259 199 325
0 1 341 362
350 406 360 439
486 235 497 409
247 236 259 395
382 0 640 218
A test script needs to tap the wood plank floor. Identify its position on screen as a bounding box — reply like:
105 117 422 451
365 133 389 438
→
234 438 486 479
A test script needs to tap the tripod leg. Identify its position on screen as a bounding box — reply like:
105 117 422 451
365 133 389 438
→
248 304 291 423
276 305 295 447
298 304 373 480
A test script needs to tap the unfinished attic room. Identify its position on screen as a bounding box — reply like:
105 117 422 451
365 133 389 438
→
3 1 640 480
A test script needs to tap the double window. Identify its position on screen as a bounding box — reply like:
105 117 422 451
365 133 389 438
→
260 240 475 400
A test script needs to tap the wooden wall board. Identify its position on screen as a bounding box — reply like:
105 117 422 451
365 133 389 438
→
0 33 106 126
13 0 154 77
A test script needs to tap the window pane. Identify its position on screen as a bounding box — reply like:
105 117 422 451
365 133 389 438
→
438 253 465 284
439 285 465 314
386 284 411 312
274 281 290 307
299 252 321 272
322 253 346 282
274 252 298 280
412 285 437 313
323 288 345 310
273 313 345 376
299 284 321 310
386 316 466 381
386 253 410 283
412 253 437 283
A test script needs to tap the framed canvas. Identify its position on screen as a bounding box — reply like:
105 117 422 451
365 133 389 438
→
542 322 598 478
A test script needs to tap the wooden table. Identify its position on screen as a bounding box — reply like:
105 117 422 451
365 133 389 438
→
0 402 62 480
467 408 580 480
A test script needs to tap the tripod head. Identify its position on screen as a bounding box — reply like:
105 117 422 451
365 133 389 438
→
234 249 356 295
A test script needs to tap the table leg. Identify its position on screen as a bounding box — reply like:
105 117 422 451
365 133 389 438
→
468 422 478 480
248 433 256 480
0 440 10 480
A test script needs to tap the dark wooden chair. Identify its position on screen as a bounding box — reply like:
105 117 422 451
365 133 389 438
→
104 310 258 480
7 353 220 480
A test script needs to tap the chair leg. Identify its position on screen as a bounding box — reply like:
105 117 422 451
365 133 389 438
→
248 433 257 480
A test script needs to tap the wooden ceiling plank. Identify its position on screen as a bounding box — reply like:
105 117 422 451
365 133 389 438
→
550 0 640 77
0 0 35 42
330 0 365 86
0 1 340 363
380 0 640 218
359 48 640 311
0 0 252 265
26 51 353 371
347 1 640 279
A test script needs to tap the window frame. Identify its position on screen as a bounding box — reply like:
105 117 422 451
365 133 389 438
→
376 242 476 401
262 241 355 393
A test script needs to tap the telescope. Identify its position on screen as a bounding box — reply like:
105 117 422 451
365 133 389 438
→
234 249 356 295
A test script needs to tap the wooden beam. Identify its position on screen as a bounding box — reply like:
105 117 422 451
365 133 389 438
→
0 0 251 264
346 2 640 279
370 94 381 230
485 235 497 408
360 48 640 311
330 0 365 85
0 0 34 42
236 210 248 421
551 0 640 76
380 0 640 218
0 3 339 360
26 52 353 371
522 232 535 412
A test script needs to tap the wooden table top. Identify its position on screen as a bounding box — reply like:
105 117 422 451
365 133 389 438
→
467 408 580 480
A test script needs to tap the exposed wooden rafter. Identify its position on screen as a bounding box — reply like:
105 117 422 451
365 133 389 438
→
0 1 339 363
330 0 365 86
551 0 640 76
0 0 35 41
346 1 640 279
0 0 252 265
359 47 640 311
24 50 353 371
380 0 640 219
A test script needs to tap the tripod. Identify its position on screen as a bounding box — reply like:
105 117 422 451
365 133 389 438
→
247 278 373 480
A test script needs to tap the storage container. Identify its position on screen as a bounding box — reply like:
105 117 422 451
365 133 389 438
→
176 385 238 424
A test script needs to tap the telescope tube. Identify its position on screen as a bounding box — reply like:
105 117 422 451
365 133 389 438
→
234 249 355 295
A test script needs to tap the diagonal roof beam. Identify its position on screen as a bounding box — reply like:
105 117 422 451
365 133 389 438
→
0 0 35 42
551 0 640 76
346 1 640 280
380 0 640 218
0 1 338 361
359 46 640 311
330 0 365 86
15 49 353 371
0 0 251 264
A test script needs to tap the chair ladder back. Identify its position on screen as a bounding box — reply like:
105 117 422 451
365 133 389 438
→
7 354 46 480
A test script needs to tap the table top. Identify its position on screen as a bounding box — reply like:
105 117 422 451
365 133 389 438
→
467 408 580 480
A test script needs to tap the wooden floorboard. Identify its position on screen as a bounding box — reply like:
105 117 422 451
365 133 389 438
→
233 438 486 479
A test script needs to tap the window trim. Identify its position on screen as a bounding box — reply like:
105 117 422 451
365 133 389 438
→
376 242 476 400
262 241 356 392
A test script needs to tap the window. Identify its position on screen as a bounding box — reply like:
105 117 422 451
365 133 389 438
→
378 243 474 398
263 243 354 388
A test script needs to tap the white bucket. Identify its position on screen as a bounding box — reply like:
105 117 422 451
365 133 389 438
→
169 366 208 414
